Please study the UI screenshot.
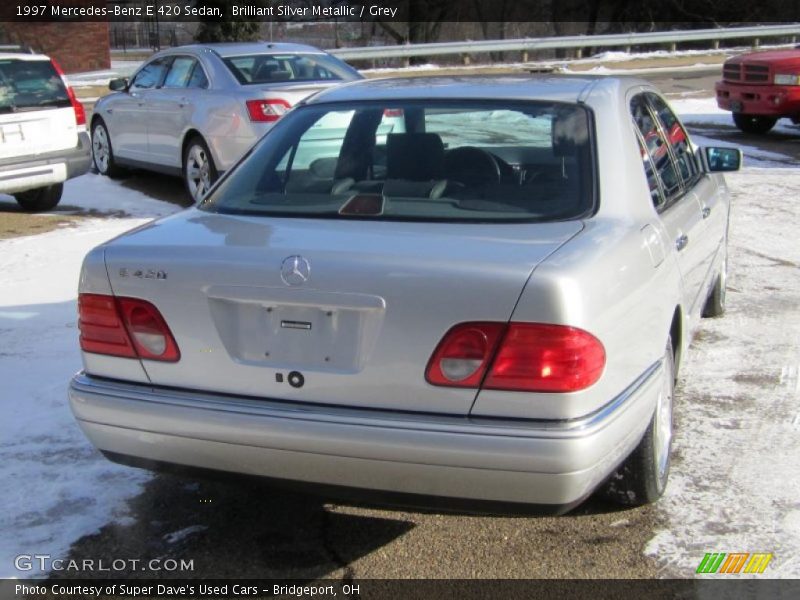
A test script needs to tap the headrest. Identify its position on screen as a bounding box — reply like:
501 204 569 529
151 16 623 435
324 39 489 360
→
386 133 445 181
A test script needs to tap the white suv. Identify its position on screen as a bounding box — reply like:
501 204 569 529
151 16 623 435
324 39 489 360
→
0 47 91 211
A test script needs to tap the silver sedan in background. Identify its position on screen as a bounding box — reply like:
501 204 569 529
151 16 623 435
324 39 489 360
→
90 42 362 202
71 76 740 512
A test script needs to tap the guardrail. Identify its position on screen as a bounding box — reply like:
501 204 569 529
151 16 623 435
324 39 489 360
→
329 23 800 63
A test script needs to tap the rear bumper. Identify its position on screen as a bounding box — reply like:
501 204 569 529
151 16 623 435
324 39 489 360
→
0 132 91 194
69 361 662 508
715 81 800 116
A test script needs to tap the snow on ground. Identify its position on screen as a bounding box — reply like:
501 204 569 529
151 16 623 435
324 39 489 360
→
568 43 794 65
0 176 181 577
643 100 800 577
571 62 720 76
645 167 800 578
56 173 180 219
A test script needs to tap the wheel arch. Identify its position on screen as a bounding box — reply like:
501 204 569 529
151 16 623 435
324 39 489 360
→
181 129 206 163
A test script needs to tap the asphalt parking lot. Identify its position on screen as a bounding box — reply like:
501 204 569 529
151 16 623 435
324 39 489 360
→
2 68 798 582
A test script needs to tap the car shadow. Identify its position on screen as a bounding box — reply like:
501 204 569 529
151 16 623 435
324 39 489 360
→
50 464 645 580
103 169 191 209
51 471 416 580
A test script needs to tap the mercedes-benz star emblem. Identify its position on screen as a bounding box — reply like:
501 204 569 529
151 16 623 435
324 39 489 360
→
280 255 311 287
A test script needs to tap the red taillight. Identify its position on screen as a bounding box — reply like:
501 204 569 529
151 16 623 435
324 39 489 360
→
78 294 180 362
484 323 605 393
383 108 404 118
50 58 86 126
425 323 505 387
426 322 605 393
66 86 86 126
78 294 137 358
246 98 291 123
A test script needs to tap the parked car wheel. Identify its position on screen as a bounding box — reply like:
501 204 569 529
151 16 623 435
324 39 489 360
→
14 183 63 212
91 119 124 178
183 136 218 203
603 338 674 506
732 113 777 134
703 253 727 318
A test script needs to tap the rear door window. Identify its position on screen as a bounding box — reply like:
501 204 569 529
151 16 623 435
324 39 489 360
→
0 59 70 112
646 93 701 188
162 57 196 88
631 93 682 208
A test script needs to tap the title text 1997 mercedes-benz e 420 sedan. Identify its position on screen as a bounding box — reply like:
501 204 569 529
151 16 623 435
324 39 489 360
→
70 76 740 512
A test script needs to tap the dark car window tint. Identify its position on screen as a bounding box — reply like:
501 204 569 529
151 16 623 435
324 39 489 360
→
201 100 596 223
130 57 171 90
0 59 69 111
631 94 681 206
187 63 209 89
635 133 665 209
163 57 195 88
223 53 360 85
646 93 701 188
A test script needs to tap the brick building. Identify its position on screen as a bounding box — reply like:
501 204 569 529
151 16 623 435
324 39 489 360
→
0 1 110 74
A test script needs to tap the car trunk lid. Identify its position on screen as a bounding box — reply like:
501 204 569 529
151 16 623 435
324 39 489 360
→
101 211 583 415
254 81 341 106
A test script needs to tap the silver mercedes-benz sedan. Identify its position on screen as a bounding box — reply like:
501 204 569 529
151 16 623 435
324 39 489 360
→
70 76 740 512
90 42 362 202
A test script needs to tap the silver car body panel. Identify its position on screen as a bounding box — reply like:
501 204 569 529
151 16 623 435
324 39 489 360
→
73 75 731 506
93 43 361 174
70 357 662 506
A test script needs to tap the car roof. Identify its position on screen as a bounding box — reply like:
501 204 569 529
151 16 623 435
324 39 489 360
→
305 74 648 105
0 52 50 61
164 42 328 58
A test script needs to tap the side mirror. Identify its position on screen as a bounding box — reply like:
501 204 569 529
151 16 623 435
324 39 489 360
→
700 146 742 172
109 78 129 92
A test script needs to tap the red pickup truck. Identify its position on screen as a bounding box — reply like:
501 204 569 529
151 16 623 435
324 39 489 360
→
716 48 800 134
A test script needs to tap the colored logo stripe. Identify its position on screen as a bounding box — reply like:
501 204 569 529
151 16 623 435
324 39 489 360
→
697 552 773 574
719 553 749 573
744 553 773 574
697 553 726 573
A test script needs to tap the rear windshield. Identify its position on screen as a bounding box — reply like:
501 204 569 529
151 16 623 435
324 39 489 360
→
0 59 69 113
223 53 359 85
201 100 596 223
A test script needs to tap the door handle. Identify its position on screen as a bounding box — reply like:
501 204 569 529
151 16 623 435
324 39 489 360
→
702 206 711 219
675 234 689 252
178 97 189 108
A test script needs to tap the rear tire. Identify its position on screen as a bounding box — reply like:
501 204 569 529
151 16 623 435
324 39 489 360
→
602 338 674 506
703 253 727 318
183 136 218 203
14 183 63 212
732 113 777 134
91 119 124 178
